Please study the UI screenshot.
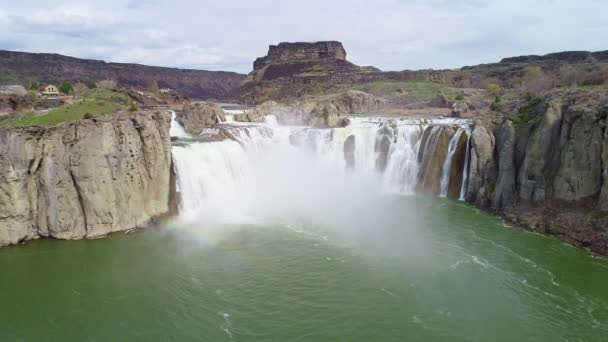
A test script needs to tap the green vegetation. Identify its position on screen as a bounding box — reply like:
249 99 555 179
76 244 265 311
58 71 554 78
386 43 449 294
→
490 96 502 112
60 82 74 95
488 83 501 97
455 94 464 101
1 89 131 127
509 93 543 129
326 80 470 102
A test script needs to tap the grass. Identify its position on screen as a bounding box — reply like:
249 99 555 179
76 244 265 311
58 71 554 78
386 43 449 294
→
1 89 131 127
327 80 447 97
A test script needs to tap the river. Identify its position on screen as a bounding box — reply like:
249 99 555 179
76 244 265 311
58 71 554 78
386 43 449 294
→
1 114 607 341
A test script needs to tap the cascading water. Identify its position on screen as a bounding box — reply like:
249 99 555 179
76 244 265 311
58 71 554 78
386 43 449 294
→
170 113 472 225
169 110 189 138
459 128 472 201
439 128 465 197
382 124 423 194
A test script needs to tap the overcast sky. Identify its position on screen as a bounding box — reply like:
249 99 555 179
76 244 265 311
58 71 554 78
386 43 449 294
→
0 0 606 74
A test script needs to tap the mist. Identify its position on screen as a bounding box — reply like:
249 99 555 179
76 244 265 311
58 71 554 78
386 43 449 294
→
169 120 430 256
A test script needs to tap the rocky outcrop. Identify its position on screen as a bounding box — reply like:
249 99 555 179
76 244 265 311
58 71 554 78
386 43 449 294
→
417 126 455 195
237 40 447 104
251 91 382 128
0 50 245 100
253 41 347 71
464 89 608 254
0 110 172 247
176 102 225 135
234 111 265 123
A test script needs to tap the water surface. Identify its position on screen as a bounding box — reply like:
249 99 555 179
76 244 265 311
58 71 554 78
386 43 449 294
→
1 197 607 341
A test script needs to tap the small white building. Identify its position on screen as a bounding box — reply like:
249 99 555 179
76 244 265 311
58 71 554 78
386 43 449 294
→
42 84 59 96
160 88 172 94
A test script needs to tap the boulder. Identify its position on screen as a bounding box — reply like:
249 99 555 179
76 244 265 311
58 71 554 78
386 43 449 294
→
176 102 225 135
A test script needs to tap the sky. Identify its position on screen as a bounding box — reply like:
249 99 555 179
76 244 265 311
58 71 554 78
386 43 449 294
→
0 0 606 74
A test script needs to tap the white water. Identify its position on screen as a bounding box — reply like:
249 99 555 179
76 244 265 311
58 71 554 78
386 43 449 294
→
169 110 190 138
439 128 464 197
170 114 472 226
459 128 472 201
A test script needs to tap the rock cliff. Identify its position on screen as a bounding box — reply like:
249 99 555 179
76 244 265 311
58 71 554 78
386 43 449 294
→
0 110 172 247
465 89 608 254
0 50 246 100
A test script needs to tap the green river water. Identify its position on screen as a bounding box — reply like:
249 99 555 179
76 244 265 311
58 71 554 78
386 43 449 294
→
1 197 607 341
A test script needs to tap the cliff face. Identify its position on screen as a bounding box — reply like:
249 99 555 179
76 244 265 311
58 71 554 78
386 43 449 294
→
0 110 172 247
0 50 246 100
466 90 608 254
253 41 347 70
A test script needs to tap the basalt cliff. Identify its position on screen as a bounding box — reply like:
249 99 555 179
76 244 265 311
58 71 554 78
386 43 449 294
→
467 89 608 254
0 50 246 100
0 110 172 246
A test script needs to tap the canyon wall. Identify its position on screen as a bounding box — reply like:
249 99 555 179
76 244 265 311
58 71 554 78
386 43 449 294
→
0 110 172 247
466 91 608 254
0 50 246 100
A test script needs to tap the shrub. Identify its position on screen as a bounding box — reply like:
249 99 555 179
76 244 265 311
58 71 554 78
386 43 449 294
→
488 83 501 96
96 80 117 90
73 82 89 95
522 66 555 95
455 94 464 101
60 82 74 95
83 112 94 120
129 102 138 112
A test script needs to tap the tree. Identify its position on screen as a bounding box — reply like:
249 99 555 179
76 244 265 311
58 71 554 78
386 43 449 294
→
60 82 74 95
29 81 40 90
488 83 501 96
73 82 89 95
603 65 608 84
522 66 554 95
149 80 160 95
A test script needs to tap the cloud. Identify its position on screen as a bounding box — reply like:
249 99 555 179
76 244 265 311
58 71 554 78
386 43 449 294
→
0 8 10 26
0 0 607 73
127 0 158 9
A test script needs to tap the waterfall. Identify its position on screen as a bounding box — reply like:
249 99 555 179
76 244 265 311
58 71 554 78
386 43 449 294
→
382 125 423 194
459 129 472 201
169 110 189 138
170 114 473 224
439 128 464 197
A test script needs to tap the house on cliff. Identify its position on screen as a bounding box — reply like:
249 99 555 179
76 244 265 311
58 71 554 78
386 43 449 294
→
42 84 59 96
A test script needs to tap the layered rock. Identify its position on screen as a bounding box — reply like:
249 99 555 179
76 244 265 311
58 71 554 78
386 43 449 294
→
0 110 172 247
176 102 225 135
